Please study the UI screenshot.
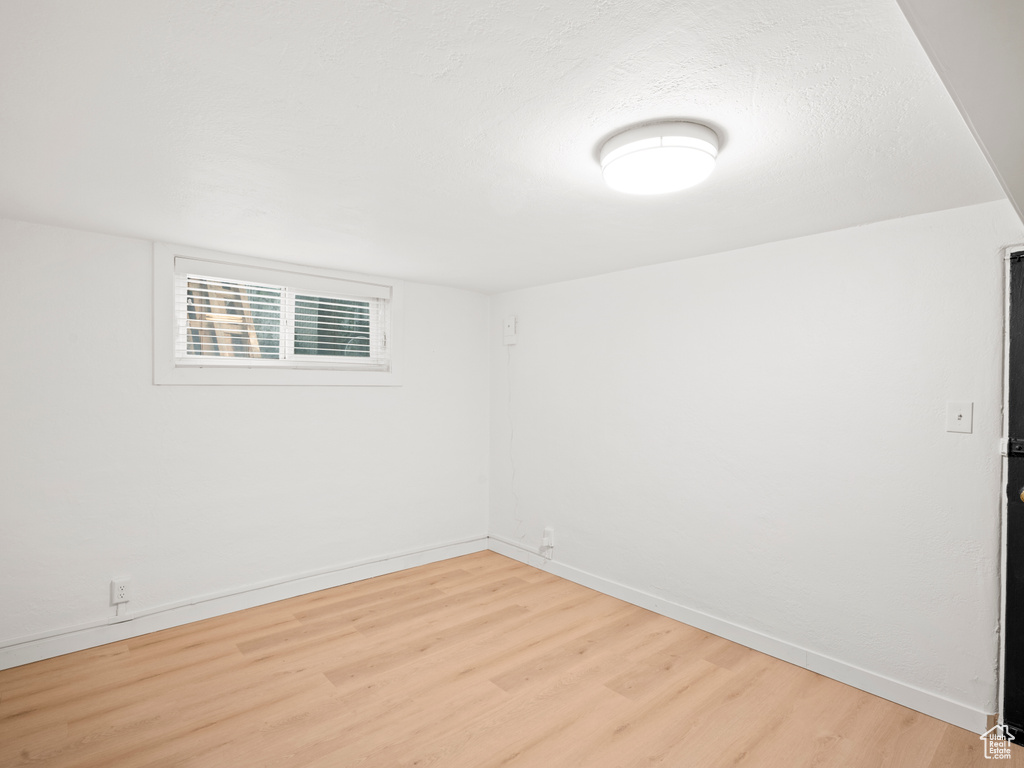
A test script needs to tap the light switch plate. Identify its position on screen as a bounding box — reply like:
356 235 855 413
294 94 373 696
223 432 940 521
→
946 402 973 433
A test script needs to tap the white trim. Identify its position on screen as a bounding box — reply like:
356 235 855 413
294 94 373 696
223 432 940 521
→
0 536 487 671
1 532 992 734
488 538 992 734
154 243 404 386
174 255 392 300
488 533 543 557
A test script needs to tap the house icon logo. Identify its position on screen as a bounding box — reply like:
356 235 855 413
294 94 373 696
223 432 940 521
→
981 724 1015 759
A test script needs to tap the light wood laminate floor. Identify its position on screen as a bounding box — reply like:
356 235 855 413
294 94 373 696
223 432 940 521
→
0 551 1018 767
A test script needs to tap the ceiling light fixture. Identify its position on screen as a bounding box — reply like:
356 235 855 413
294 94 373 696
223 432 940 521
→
599 121 719 195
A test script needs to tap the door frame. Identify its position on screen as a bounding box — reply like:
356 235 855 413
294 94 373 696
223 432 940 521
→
1001 245 1024 734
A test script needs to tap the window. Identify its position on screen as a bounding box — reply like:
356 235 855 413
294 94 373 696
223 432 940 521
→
154 244 401 385
177 271 386 368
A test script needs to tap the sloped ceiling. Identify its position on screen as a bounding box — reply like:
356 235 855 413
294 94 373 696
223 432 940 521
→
896 0 1024 225
0 0 1005 293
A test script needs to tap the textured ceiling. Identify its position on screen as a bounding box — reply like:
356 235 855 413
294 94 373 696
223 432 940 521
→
0 0 1004 293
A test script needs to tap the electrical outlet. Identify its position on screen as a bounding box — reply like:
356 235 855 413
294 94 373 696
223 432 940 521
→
541 527 554 560
111 578 131 605
503 315 518 345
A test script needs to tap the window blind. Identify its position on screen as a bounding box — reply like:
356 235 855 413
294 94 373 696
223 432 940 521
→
173 262 389 370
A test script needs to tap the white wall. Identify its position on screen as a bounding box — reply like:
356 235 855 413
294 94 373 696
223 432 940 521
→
489 200 1024 722
0 218 490 645
4 200 1023 729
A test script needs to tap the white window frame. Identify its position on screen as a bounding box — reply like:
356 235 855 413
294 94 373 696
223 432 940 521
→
154 243 402 386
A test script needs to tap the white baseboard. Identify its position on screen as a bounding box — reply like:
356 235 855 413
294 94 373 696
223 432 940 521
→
488 536 991 735
0 536 488 671
1 533 992 735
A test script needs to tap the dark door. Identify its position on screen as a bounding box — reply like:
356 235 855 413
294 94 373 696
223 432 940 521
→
1004 249 1024 738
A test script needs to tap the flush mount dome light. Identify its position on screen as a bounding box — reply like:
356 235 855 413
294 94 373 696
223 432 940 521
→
600 121 719 195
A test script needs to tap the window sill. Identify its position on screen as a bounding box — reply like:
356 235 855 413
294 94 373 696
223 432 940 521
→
153 363 401 386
